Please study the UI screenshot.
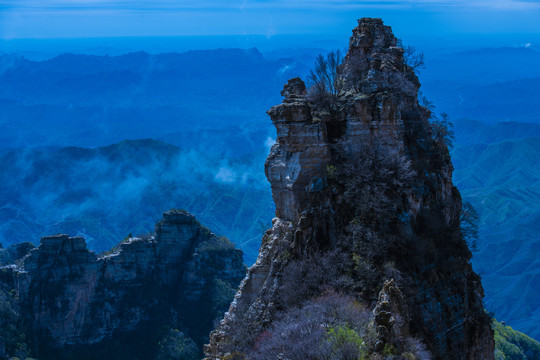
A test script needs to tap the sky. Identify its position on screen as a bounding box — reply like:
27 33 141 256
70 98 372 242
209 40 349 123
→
1 0 540 41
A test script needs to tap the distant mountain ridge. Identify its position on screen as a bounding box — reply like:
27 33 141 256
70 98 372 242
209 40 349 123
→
420 45 540 124
0 39 539 348
453 119 540 340
453 119 540 145
0 49 306 149
423 77 540 123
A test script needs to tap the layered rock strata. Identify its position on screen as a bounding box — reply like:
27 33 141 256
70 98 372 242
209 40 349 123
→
0 209 245 359
206 18 493 359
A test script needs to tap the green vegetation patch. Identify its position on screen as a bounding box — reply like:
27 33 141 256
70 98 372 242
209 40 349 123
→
494 319 540 360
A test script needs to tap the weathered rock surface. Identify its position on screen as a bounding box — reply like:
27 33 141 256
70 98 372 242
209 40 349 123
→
0 242 35 266
206 18 493 359
373 280 411 351
0 209 245 359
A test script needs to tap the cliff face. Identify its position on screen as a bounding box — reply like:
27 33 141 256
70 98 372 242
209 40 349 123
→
206 18 494 359
0 209 245 359
0 242 35 266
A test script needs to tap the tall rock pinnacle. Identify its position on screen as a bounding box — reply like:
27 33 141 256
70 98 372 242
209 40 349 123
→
205 18 494 360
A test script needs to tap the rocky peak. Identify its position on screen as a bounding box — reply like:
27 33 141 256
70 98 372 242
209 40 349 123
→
206 18 493 360
40 234 89 253
280 77 307 101
342 18 420 97
155 209 200 244
0 209 246 359
373 279 411 351
159 208 197 225
265 18 429 224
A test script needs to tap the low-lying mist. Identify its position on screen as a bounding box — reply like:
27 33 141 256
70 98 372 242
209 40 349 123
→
0 138 274 264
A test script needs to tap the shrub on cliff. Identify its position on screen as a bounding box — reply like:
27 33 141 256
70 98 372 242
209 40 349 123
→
0 286 30 360
211 279 237 326
493 319 540 360
418 95 455 152
156 329 198 360
277 250 356 307
248 293 372 360
335 140 415 227
430 112 455 151
307 50 344 108
197 236 236 252
459 201 480 252
398 40 425 73
248 291 433 360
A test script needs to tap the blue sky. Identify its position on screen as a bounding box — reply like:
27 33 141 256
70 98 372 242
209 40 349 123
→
1 0 540 39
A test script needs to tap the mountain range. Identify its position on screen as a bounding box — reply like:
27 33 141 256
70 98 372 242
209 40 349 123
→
0 44 539 342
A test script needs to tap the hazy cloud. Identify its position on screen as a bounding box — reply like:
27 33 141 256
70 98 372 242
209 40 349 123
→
265 137 275 151
215 166 237 183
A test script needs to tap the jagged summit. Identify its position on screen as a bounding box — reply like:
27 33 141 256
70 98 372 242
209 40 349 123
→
39 234 89 252
342 17 420 97
0 209 246 359
205 18 493 360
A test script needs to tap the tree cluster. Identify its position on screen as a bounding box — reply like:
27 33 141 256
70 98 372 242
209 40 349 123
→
307 50 344 108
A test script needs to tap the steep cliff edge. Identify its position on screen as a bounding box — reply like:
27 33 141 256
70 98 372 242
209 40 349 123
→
206 18 494 359
0 209 245 359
